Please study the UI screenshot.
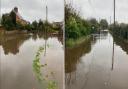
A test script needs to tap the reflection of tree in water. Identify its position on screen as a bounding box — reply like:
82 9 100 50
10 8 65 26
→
0 33 30 55
0 29 5 45
113 35 128 54
37 32 63 44
65 32 108 86
57 34 63 45
65 37 92 86
92 31 108 42
65 37 92 73
0 31 63 55
32 34 38 41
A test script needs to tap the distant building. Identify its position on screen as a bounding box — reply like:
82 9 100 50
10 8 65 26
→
53 22 63 27
52 21 63 30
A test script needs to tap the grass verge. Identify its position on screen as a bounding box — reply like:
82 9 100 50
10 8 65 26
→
66 35 91 48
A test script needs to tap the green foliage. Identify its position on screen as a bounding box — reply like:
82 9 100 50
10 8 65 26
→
10 10 16 25
1 14 15 30
66 16 80 39
24 23 32 31
66 36 90 47
32 20 38 30
109 22 128 40
89 18 99 33
38 19 45 31
33 46 45 82
66 39 74 47
1 13 27 30
1 13 60 32
47 81 57 89
65 4 98 40
33 46 57 89
100 19 108 30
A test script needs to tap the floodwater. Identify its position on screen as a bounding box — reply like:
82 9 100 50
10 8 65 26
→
0 31 64 89
65 31 128 89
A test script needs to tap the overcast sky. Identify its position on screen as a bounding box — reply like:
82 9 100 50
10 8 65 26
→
1 0 128 23
1 0 64 23
66 0 128 24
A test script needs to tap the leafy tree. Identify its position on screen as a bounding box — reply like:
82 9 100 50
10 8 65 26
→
109 22 128 40
100 19 108 30
1 14 15 30
65 4 99 40
10 10 16 26
66 16 80 39
38 19 44 30
89 18 99 33
32 20 38 30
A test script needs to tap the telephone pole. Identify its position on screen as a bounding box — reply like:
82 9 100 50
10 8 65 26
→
0 0 1 26
114 0 115 26
110 16 111 25
112 0 115 70
46 6 48 23
44 1 48 56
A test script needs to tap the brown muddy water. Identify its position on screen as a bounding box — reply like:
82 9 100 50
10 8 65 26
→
65 31 128 89
0 32 64 89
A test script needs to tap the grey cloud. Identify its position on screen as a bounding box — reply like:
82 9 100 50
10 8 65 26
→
66 0 128 23
1 0 64 22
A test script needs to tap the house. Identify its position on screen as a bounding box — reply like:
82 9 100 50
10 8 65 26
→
11 7 29 25
52 21 63 30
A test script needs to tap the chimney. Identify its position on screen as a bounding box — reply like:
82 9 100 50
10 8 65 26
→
14 7 18 13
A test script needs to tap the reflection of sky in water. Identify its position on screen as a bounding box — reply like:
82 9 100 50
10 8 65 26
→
66 32 128 89
0 37 64 89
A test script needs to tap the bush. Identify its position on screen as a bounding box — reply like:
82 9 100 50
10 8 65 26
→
109 22 128 40
1 14 15 30
65 4 98 40
100 19 108 30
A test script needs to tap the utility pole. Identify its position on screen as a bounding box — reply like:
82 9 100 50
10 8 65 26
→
110 16 111 25
46 6 48 23
112 0 115 70
114 0 115 26
44 5 48 56
0 0 1 26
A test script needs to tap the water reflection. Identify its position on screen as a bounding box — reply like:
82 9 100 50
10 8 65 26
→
65 37 92 73
0 31 64 89
65 31 128 89
113 36 128 54
0 31 63 55
0 34 30 55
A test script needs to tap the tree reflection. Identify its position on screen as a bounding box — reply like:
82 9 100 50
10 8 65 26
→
65 37 92 85
113 35 128 54
0 31 63 55
0 33 30 55
65 37 92 73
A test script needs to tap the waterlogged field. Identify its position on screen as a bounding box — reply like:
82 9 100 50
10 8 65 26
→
0 31 64 89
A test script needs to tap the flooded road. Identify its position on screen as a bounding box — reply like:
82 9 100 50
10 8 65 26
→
0 32 64 89
65 31 128 89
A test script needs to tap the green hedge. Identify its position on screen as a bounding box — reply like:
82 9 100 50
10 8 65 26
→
65 4 99 40
109 23 128 40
